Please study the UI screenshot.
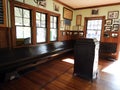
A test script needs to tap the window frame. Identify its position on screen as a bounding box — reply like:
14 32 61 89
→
14 6 32 46
10 1 60 47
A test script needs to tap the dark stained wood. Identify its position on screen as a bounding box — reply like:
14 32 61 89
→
0 27 9 48
0 40 74 76
0 53 120 90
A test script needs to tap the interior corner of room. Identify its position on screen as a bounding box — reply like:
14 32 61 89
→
0 0 120 89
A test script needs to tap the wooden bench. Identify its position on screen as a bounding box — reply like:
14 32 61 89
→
99 42 117 60
0 40 74 81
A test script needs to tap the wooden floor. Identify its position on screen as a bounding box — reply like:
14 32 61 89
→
0 54 120 90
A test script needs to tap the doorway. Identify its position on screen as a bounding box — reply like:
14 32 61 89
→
84 16 105 41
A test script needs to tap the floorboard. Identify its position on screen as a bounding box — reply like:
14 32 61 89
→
0 53 120 90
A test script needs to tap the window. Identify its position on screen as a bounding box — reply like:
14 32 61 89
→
14 7 31 46
0 0 6 27
12 1 60 47
36 12 46 43
0 0 4 24
86 20 102 41
50 16 58 41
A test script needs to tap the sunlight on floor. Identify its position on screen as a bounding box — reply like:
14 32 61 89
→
102 60 120 76
62 52 120 77
62 58 74 64
102 51 120 76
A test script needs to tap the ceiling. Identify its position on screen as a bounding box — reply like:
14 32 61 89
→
56 0 120 9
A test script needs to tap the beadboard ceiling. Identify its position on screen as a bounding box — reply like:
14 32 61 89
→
57 0 120 9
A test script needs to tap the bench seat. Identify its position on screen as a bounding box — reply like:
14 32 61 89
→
0 40 74 81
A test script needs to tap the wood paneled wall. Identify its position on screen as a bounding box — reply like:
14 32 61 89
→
0 27 10 48
100 28 120 60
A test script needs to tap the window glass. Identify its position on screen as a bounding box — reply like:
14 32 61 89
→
54 23 57 28
16 27 24 38
36 20 41 27
41 14 46 20
14 7 22 17
36 12 46 43
50 29 57 41
15 17 22 25
15 7 31 46
23 27 31 38
50 16 53 22
16 27 31 38
37 28 46 42
86 20 102 41
23 9 30 18
41 21 46 27
36 12 40 20
50 16 58 41
23 18 30 26
0 0 6 25
54 17 57 22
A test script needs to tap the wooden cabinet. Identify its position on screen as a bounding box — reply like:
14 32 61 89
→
99 42 118 60
74 38 99 80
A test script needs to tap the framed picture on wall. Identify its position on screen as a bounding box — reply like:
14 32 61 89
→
108 11 119 19
76 15 82 26
113 19 120 24
64 19 71 25
91 9 99 15
34 0 46 7
105 19 112 25
112 24 119 32
63 7 73 20
53 3 59 12
104 26 112 32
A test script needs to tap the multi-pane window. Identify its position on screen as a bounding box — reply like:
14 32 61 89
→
50 16 58 41
0 0 4 24
86 20 102 41
0 0 6 27
36 12 46 43
14 7 31 45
